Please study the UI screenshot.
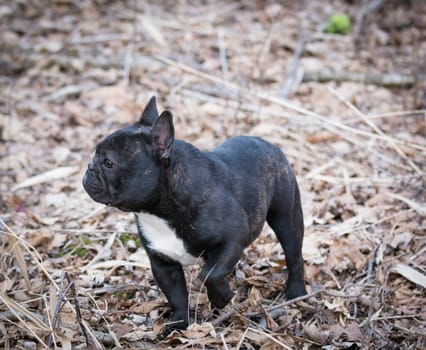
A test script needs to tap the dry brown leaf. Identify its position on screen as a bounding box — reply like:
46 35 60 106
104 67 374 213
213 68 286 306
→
260 340 289 350
26 230 52 248
28 212 60 226
389 232 413 250
133 301 165 314
83 85 139 123
324 297 351 318
247 286 263 307
261 307 280 330
302 234 330 264
182 322 216 339
199 102 225 116
0 277 15 293
246 276 272 287
0 114 25 140
122 327 157 342
111 323 133 339
392 264 426 288
8 234 31 290
64 101 100 126
302 323 331 345
1 1 425 349
306 132 340 144
49 233 68 250
325 236 369 273
357 206 380 223
328 322 363 342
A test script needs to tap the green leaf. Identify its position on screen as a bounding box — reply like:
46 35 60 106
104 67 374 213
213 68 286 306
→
324 13 352 35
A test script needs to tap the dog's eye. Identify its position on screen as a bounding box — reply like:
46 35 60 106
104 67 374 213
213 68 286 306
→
103 159 114 169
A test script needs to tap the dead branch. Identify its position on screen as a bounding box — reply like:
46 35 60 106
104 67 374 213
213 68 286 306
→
31 52 423 90
328 85 422 174
280 26 308 98
211 306 238 326
212 289 323 326
353 0 385 45
302 69 423 87
48 272 70 347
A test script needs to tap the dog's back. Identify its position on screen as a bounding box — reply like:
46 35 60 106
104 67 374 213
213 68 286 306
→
211 136 292 181
203 136 298 240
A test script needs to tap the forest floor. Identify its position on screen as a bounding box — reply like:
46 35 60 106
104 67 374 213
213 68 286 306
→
0 0 425 349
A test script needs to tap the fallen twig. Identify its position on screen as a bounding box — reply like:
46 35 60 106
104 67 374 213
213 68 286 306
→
385 192 426 216
69 274 91 346
245 327 293 350
11 166 79 192
44 85 85 103
155 55 426 152
48 271 92 348
211 306 237 326
213 289 322 326
0 292 49 347
48 272 71 347
280 25 308 98
217 28 229 78
220 332 230 350
353 0 385 45
0 308 111 348
328 86 422 174
266 289 322 312
303 69 422 87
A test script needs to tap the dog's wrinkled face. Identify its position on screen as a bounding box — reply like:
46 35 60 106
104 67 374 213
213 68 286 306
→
83 126 160 211
82 96 174 212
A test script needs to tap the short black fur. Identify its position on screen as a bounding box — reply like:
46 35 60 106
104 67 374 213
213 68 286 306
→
83 97 307 331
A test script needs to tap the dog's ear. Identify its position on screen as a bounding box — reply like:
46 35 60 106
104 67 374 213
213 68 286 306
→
151 111 174 160
139 96 158 126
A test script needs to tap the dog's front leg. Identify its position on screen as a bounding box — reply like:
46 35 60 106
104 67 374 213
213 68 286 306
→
200 244 244 309
148 253 189 329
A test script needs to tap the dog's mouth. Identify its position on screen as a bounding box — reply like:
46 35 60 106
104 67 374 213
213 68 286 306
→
83 180 103 198
82 171 112 204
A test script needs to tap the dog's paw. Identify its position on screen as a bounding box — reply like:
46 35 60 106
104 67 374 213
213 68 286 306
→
210 290 234 309
285 281 307 300
159 310 189 339
171 310 189 327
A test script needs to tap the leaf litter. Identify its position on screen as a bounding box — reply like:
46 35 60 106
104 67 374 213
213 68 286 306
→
0 0 425 349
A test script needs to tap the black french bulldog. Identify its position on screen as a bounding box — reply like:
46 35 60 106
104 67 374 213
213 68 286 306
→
83 97 307 330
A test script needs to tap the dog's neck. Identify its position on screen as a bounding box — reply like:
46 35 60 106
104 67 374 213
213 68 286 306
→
143 140 208 220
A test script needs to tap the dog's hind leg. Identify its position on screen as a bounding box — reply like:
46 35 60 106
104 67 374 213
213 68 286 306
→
267 185 307 299
200 244 244 309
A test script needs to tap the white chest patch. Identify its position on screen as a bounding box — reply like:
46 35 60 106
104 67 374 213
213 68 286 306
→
135 212 199 266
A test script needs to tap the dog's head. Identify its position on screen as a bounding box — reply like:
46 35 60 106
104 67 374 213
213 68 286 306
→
82 97 174 212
